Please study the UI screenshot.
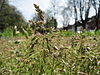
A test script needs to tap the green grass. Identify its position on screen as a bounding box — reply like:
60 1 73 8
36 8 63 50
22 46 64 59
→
1 27 14 38
96 30 100 35
0 27 27 39
0 31 100 75
60 31 75 37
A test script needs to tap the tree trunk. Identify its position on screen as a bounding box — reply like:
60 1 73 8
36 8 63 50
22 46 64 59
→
95 15 99 32
95 1 100 32
74 22 77 32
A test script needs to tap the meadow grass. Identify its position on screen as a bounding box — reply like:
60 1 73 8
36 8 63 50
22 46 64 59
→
0 31 100 75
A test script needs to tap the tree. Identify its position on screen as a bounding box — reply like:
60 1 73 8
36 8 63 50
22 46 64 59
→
79 0 92 29
49 0 59 29
67 0 92 31
92 0 100 31
44 10 57 29
60 1 72 28
0 0 25 32
0 0 5 11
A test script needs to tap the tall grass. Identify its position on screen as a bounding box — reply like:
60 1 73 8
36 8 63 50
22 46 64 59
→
0 27 26 39
0 32 99 75
1 27 14 38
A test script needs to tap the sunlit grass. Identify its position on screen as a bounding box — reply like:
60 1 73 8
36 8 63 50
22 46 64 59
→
0 31 100 75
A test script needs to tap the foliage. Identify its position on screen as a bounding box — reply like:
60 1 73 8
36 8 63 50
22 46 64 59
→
96 30 100 35
45 17 57 29
0 31 100 75
0 27 26 38
0 27 14 38
0 0 25 32
21 24 33 39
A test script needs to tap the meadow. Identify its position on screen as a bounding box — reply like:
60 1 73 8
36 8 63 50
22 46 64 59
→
0 30 100 75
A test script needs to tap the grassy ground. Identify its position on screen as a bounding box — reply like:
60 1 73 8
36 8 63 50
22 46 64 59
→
0 31 100 75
